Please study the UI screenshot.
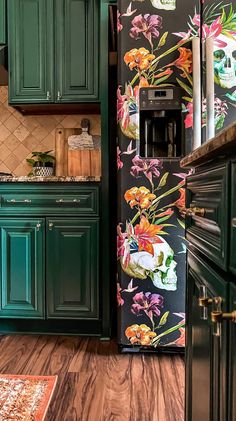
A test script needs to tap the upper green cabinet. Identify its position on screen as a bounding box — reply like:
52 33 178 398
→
55 0 99 102
0 0 6 44
8 0 54 104
8 0 99 104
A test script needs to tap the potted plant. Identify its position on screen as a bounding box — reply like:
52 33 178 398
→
26 151 55 176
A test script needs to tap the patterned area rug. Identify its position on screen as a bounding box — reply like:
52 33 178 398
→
0 374 57 420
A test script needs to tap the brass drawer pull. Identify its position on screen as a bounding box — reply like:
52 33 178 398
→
48 222 53 231
55 199 80 204
211 310 236 324
184 207 205 217
198 297 213 308
6 199 32 204
36 222 41 231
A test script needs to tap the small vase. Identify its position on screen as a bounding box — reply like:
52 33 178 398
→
150 0 176 10
33 162 54 177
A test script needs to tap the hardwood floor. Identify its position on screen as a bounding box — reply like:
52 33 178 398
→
0 336 185 421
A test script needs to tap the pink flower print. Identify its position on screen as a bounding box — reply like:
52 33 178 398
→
130 14 162 48
130 155 163 185
117 11 123 32
202 17 227 48
117 86 130 129
131 292 164 321
184 102 193 129
117 283 124 306
117 147 123 170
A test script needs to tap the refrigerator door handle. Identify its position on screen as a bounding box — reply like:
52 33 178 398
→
205 37 215 141
192 37 201 150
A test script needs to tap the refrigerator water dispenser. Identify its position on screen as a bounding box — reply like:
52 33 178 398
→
139 87 184 158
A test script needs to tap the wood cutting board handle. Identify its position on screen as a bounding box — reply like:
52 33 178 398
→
55 129 65 176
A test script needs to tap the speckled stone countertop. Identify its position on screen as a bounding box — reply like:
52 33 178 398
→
180 121 236 168
0 176 101 182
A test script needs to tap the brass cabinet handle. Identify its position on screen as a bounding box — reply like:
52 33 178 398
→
211 310 236 324
6 199 31 203
48 222 53 231
57 91 62 101
36 222 41 231
198 297 213 307
183 206 206 217
46 91 51 100
55 199 80 204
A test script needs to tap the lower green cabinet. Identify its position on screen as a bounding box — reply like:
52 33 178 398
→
0 218 45 318
229 283 236 421
0 0 6 44
46 218 99 319
186 250 228 421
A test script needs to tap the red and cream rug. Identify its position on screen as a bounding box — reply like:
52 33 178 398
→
0 374 57 420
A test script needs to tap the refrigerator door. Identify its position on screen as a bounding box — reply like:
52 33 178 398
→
117 0 200 351
201 0 236 143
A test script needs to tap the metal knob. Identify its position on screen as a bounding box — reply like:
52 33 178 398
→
46 91 51 100
184 206 206 217
48 222 53 231
57 91 62 101
198 297 213 307
211 310 236 324
36 222 41 231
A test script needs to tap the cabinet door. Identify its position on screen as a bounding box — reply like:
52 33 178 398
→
229 283 236 421
55 0 99 102
230 161 236 275
186 250 228 421
46 218 99 319
8 0 54 104
0 0 6 44
0 219 45 318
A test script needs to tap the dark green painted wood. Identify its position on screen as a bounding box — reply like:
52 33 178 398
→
0 218 45 318
8 0 54 104
229 161 236 275
186 163 229 271
229 282 236 421
46 218 99 319
55 0 99 102
0 0 6 44
0 183 99 216
186 249 228 421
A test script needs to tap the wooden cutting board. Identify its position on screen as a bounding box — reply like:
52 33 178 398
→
55 128 101 177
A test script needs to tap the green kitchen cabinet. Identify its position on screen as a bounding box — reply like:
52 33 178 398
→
7 0 99 104
0 0 6 44
0 218 45 318
46 218 99 319
8 0 54 104
55 0 99 102
229 283 236 421
186 250 228 421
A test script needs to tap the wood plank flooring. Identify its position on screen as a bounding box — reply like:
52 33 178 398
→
0 336 185 421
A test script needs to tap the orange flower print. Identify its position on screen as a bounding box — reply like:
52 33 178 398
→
124 186 156 210
134 216 163 255
124 48 155 71
173 47 192 77
174 188 185 210
125 324 157 345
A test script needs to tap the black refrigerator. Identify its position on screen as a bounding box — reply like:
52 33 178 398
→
117 0 236 352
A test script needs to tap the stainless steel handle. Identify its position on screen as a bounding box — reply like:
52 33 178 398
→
55 199 80 204
57 91 62 101
48 222 53 231
205 37 215 141
46 91 51 100
198 285 210 320
36 222 41 231
232 218 236 227
6 199 32 203
192 37 201 150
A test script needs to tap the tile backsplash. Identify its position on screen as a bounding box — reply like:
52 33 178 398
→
0 87 101 175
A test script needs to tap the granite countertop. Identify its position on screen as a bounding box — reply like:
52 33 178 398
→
180 121 236 168
0 176 101 182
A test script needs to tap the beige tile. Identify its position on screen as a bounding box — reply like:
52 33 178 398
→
23 135 40 151
4 114 21 132
4 134 21 151
3 101 15 114
36 115 57 131
41 133 55 150
0 143 11 160
0 162 11 174
32 126 49 141
53 115 66 123
14 143 30 161
4 153 21 172
12 109 27 124
0 87 8 104
13 125 30 142
0 125 11 142
22 116 40 132
61 116 78 128
0 105 12 123
13 162 30 176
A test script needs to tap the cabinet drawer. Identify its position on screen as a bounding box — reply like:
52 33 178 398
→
0 185 99 216
186 164 229 270
230 161 236 275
